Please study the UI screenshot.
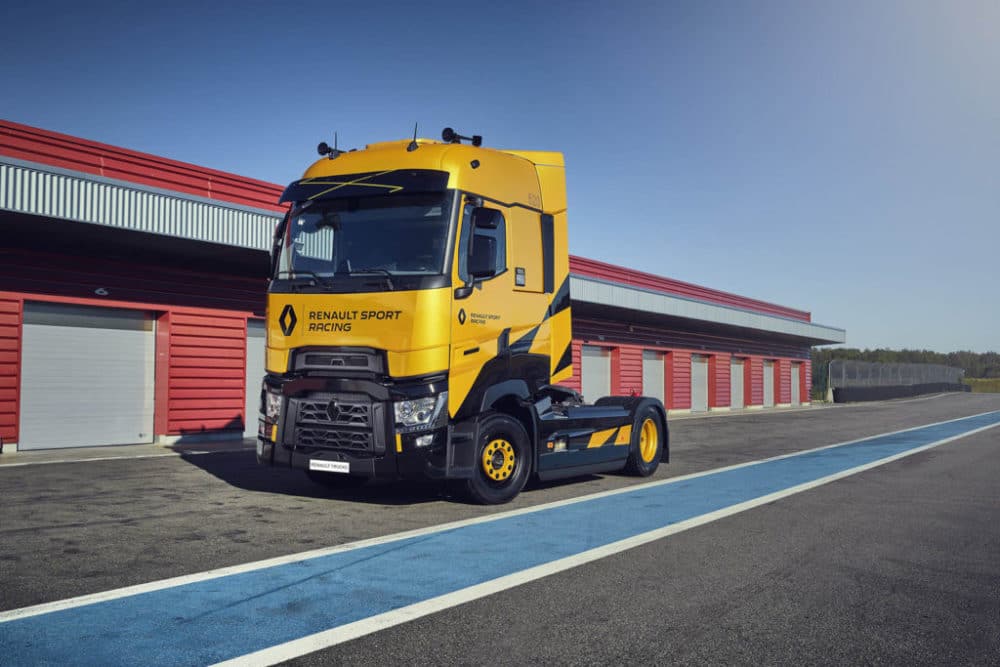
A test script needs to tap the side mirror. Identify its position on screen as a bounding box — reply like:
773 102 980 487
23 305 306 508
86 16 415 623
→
470 207 502 229
455 209 503 300
468 235 497 279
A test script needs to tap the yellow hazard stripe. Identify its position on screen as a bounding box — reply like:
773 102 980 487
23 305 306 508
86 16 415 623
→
615 425 632 445
587 427 618 448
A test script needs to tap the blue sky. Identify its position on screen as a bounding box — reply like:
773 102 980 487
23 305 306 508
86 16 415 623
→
2 1 997 352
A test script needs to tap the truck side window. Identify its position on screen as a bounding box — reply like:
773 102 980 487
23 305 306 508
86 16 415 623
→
457 203 506 282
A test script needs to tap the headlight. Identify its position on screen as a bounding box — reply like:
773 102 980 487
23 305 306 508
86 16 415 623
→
265 388 282 420
394 392 447 428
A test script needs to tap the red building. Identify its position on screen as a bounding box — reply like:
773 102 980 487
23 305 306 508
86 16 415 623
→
0 120 844 451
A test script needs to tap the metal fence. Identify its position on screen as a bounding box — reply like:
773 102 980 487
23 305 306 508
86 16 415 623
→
828 360 965 388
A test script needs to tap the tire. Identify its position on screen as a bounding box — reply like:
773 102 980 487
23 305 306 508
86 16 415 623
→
461 413 531 505
305 469 370 489
623 404 663 477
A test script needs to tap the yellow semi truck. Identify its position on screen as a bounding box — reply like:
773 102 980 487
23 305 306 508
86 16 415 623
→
256 128 668 503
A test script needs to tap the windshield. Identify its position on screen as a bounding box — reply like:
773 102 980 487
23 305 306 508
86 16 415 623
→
276 193 454 280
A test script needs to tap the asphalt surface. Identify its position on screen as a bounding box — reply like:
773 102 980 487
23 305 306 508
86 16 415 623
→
2 393 999 665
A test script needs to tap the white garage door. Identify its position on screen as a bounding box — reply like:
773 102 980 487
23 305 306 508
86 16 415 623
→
20 303 155 450
791 363 801 405
580 345 611 402
691 354 709 412
641 350 665 405
244 319 266 438
763 361 775 407
730 358 744 409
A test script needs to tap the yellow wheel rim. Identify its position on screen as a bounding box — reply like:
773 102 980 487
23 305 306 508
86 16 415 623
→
639 418 658 463
482 438 516 482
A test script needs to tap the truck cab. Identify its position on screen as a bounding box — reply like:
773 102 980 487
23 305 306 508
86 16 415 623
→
257 130 667 503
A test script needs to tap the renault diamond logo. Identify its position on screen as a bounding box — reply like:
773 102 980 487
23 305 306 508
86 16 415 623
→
279 304 297 335
458 308 466 325
326 400 340 422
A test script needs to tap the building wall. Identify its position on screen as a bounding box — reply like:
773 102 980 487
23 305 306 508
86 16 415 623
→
0 248 266 445
558 339 812 413
748 357 764 406
777 358 791 405
712 353 731 409
164 312 250 435
1 288 261 446
0 247 819 447
0 296 21 445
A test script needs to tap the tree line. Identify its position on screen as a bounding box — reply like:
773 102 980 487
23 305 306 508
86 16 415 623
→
811 348 1000 392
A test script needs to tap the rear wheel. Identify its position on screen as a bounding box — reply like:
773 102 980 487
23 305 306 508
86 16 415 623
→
624 405 663 476
462 413 531 504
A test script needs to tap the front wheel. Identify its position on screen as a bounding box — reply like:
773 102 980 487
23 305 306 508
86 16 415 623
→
462 413 531 504
623 405 664 477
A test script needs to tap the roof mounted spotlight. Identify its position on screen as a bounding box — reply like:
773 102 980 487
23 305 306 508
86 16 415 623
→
317 132 346 159
441 127 482 147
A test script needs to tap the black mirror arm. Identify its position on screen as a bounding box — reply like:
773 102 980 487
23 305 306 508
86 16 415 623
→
269 212 290 277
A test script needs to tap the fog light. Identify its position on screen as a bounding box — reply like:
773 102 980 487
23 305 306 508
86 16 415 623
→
414 434 434 448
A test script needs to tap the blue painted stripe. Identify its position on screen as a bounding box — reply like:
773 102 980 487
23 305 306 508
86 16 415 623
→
3 411 999 666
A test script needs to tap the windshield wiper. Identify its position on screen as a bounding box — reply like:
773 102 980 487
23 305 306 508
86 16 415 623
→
275 270 330 291
349 268 395 290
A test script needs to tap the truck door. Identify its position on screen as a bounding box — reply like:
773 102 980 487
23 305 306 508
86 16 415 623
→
449 201 516 420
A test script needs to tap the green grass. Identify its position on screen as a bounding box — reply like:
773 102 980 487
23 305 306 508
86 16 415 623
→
963 378 1000 393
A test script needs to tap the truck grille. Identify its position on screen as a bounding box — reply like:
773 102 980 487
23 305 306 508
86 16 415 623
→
295 427 371 451
297 399 370 427
289 393 384 454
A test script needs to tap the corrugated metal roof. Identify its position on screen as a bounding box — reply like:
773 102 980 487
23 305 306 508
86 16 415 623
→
0 119 286 212
569 255 812 322
570 275 845 344
1 158 280 250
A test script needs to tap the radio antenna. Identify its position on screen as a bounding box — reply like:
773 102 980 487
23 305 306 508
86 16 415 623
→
407 122 419 152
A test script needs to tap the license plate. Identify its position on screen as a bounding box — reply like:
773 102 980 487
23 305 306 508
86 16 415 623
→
309 459 350 474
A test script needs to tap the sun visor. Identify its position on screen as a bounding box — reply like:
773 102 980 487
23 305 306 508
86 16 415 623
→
280 170 450 203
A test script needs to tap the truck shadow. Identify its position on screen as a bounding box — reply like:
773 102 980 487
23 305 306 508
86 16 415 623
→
179 449 448 506
179 448 609 506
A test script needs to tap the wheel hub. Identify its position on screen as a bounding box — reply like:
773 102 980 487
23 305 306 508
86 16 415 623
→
482 439 515 482
639 417 658 463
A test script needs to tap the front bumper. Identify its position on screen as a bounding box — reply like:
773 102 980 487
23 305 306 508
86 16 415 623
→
256 374 476 481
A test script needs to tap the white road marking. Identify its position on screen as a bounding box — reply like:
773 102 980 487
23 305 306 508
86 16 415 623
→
213 416 1000 667
1 409 997 632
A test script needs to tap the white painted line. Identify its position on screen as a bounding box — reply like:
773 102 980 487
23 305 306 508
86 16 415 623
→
2 409 997 626
0 447 252 468
213 416 1000 667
